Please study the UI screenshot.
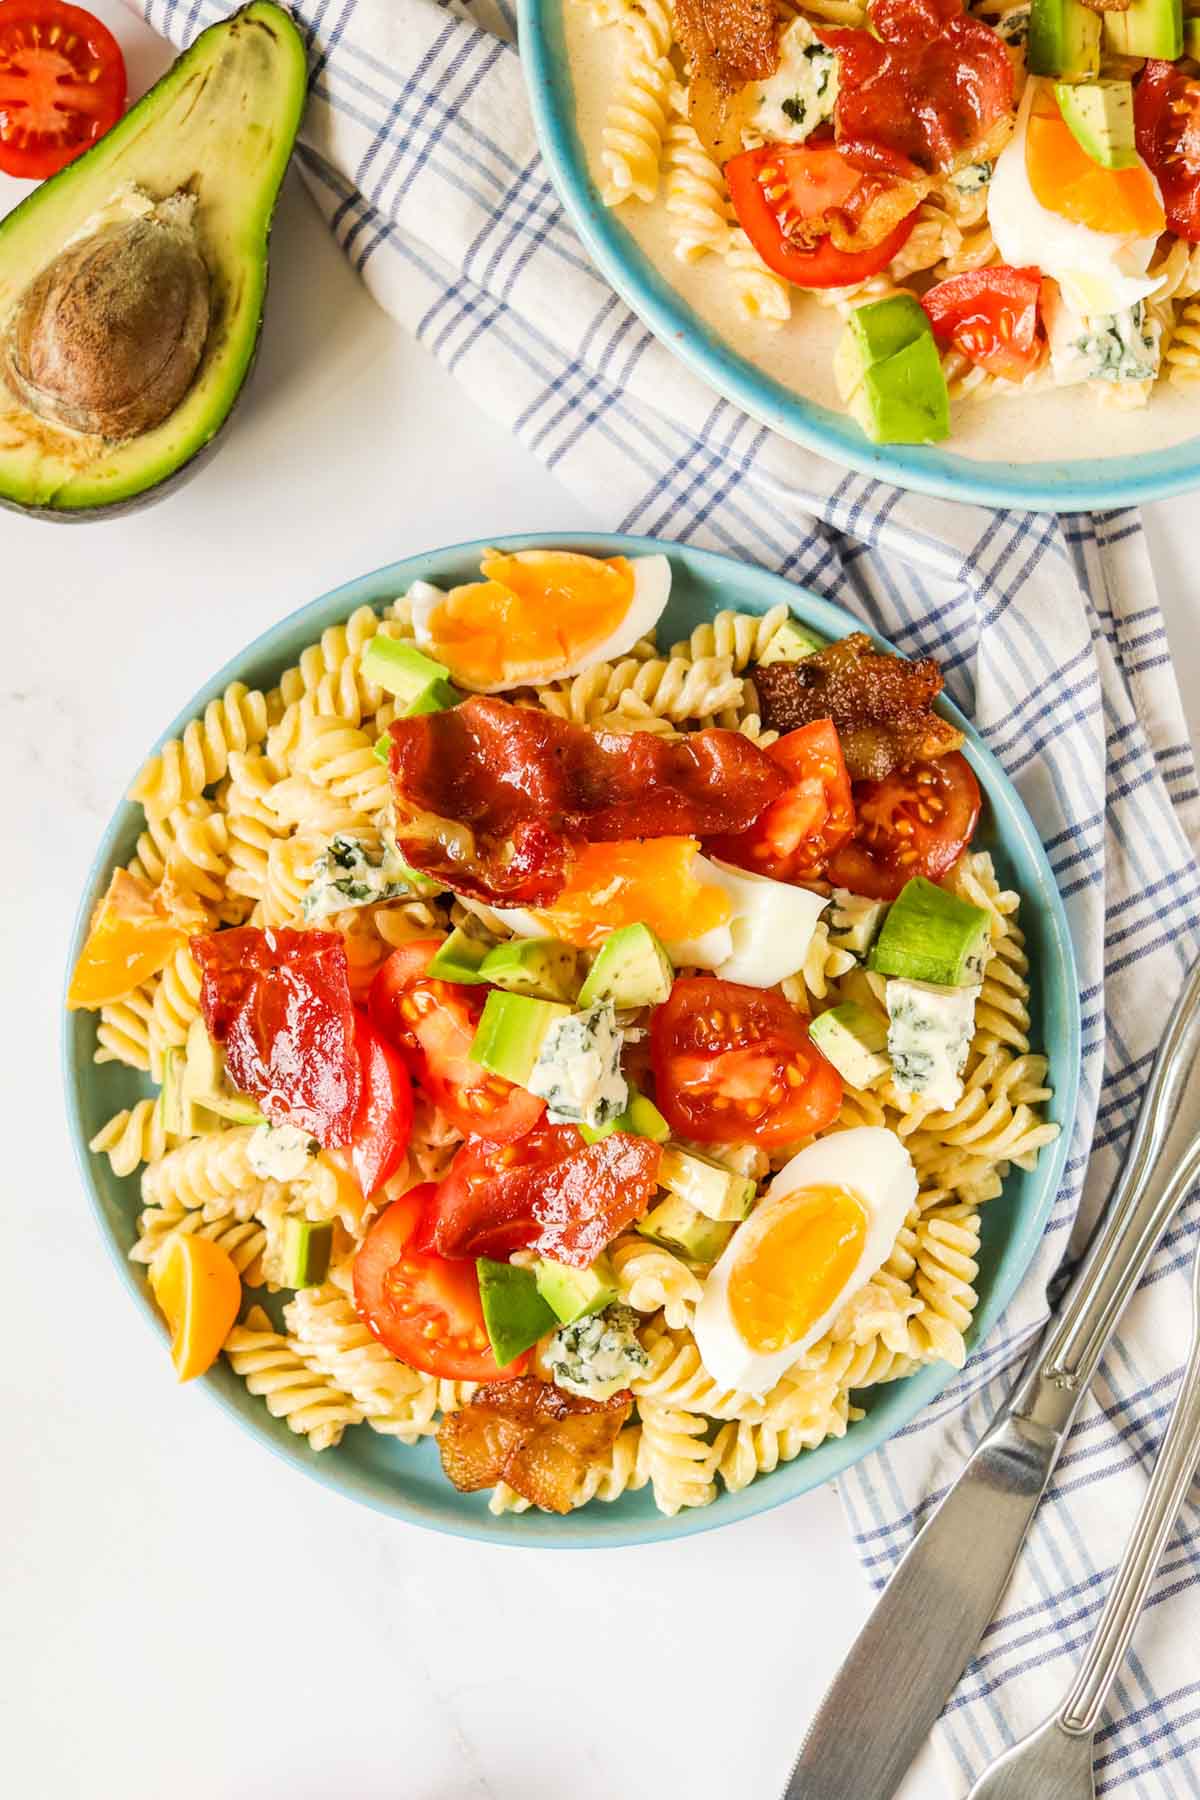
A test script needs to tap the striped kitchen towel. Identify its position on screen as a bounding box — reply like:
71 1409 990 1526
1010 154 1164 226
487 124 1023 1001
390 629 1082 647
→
133 1 1200 1790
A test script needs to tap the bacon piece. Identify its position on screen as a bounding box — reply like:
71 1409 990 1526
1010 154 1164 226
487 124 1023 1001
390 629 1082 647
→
674 0 779 98
753 634 964 781
387 696 790 907
820 0 1014 176
437 1377 633 1513
191 926 361 1146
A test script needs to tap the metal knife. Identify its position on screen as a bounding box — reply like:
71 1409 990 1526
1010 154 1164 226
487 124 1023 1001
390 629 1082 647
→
783 952 1200 1800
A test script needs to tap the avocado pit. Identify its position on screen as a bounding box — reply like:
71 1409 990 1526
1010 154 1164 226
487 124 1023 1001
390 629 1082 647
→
1 191 211 441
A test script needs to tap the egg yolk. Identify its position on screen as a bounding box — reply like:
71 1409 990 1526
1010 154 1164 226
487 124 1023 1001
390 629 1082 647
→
1025 85 1164 239
425 550 635 688
531 838 733 948
728 1184 868 1354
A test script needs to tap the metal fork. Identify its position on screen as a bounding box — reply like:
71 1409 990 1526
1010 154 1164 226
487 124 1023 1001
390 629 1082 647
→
965 1224 1200 1800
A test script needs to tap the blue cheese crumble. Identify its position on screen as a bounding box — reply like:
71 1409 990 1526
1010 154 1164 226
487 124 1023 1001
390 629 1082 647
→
747 18 837 145
545 1305 649 1400
303 834 431 919
950 160 994 194
1047 297 1161 388
993 6 1029 45
247 1122 320 1182
886 979 980 1111
528 1002 628 1131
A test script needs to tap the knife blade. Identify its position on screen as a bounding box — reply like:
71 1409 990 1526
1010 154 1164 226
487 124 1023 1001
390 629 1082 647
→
782 952 1200 1800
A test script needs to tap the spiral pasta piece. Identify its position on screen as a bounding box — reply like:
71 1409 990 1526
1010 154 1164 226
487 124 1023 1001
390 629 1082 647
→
725 227 792 327
147 945 202 1078
130 683 269 819
283 1284 442 1442
133 1203 268 1284
294 716 392 818
141 1127 267 1220
663 97 730 263
908 1203 981 1366
94 982 156 1071
636 1401 720 1514
610 1235 704 1328
224 1307 363 1450
90 1098 167 1177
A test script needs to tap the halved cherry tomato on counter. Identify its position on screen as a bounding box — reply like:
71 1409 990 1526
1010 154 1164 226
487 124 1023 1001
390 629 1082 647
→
347 1011 413 1200
354 1185 525 1382
921 267 1044 382
369 938 544 1144
0 0 126 180
824 751 981 901
1136 61 1200 244
432 1123 662 1268
707 720 855 883
651 977 842 1147
724 141 919 289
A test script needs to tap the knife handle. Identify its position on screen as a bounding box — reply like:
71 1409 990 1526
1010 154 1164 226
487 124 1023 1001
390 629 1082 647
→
1010 952 1200 1437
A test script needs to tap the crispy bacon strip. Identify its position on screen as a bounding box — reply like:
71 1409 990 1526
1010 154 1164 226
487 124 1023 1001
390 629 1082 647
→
437 1377 632 1513
753 633 964 781
387 696 790 907
673 0 779 98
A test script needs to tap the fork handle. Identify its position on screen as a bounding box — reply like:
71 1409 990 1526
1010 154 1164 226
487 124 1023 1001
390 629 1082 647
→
1058 1253 1200 1735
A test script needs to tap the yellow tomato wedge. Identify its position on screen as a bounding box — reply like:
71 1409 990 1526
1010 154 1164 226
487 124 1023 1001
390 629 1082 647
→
66 868 190 1010
535 838 733 948
1026 85 1164 238
149 1235 242 1383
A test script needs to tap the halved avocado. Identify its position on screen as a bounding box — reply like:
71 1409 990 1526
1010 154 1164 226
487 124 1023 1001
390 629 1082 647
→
0 1 307 520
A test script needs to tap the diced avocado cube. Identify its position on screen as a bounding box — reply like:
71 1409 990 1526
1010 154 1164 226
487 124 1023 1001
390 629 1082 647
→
427 928 489 985
479 936 580 1003
372 733 390 765
1029 0 1101 75
182 1016 266 1125
1054 79 1138 169
469 990 571 1086
1186 13 1200 55
636 1195 734 1263
281 1216 333 1289
810 1003 892 1088
1102 0 1181 59
534 1254 617 1326
577 922 673 1010
658 1145 755 1223
361 636 461 714
159 1046 202 1138
579 1088 671 1145
757 617 828 666
839 298 950 446
868 876 991 987
477 1258 558 1367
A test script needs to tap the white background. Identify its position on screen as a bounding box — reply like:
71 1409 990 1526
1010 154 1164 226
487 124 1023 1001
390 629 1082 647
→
4 7 1199 1797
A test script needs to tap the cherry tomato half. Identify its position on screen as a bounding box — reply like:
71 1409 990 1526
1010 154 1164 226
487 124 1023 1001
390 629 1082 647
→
725 141 919 289
353 1186 525 1382
432 1123 662 1268
824 752 982 901
1136 60 1200 244
0 0 126 181
369 939 544 1144
707 719 855 883
921 267 1045 382
650 977 842 1147
347 1010 413 1200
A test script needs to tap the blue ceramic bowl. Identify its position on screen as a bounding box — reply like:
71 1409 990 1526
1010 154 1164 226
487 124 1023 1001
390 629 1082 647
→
63 533 1079 1545
519 0 1199 512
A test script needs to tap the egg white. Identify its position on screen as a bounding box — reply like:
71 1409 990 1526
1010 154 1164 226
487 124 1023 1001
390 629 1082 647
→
408 553 672 692
668 856 827 988
693 1128 918 1395
988 81 1161 317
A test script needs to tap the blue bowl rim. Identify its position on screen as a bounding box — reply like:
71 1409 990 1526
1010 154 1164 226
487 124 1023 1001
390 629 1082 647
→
518 0 1200 513
62 530 1081 1547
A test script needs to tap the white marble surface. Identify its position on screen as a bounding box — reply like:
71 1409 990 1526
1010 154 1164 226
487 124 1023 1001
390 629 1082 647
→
5 8 1200 1797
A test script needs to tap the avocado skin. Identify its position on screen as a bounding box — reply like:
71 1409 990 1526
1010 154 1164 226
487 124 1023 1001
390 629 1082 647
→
0 3 308 523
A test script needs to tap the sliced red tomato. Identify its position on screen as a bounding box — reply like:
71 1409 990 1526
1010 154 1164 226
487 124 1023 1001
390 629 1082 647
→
354 1187 524 1381
191 926 361 1146
921 267 1044 382
706 720 855 882
369 938 544 1144
825 752 981 900
820 0 1014 176
651 977 842 1147
432 1124 662 1269
348 1011 414 1200
1136 61 1200 243
725 140 919 288
0 0 126 180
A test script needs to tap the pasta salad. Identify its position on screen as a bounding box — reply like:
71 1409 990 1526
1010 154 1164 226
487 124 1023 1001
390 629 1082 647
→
70 547 1058 1517
578 0 1200 439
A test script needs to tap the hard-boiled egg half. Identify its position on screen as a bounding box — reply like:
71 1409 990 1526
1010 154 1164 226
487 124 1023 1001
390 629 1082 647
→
988 80 1164 315
693 1129 918 1395
480 841 827 989
407 549 672 692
